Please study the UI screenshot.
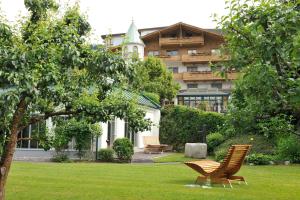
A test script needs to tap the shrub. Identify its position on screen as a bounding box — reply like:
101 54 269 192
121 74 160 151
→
215 149 228 162
51 154 70 163
247 153 272 165
207 132 225 153
277 135 300 163
113 138 134 162
98 149 114 162
215 134 275 155
160 105 225 151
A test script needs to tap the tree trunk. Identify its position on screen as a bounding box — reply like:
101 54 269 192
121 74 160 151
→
0 98 27 200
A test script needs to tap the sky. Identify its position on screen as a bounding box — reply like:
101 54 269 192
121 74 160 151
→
0 0 227 43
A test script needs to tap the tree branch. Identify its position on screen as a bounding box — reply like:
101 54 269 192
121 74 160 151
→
18 110 80 131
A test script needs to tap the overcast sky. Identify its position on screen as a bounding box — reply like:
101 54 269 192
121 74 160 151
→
0 0 227 42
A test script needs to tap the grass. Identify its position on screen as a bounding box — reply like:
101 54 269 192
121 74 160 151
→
6 161 300 200
153 153 198 163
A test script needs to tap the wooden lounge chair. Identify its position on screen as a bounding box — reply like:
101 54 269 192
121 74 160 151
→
185 145 251 188
143 136 171 154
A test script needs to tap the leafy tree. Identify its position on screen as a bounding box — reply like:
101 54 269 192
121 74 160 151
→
53 118 102 159
0 0 150 198
130 57 180 105
218 0 300 136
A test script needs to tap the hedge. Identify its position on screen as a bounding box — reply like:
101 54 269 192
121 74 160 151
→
159 105 225 151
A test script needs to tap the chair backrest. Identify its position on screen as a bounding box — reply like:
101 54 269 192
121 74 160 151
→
220 145 251 176
143 136 160 146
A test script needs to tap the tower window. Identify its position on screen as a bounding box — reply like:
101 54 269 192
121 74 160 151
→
133 46 138 53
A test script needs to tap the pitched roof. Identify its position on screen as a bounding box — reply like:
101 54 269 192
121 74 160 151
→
125 21 144 45
123 90 160 109
142 22 223 40
101 22 222 40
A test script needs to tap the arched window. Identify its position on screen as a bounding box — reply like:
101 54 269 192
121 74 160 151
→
123 46 128 57
133 46 138 54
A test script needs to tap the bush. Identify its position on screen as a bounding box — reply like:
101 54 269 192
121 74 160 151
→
277 135 300 163
215 134 275 155
247 153 272 165
160 105 225 151
98 149 114 162
207 132 225 153
113 138 134 162
51 154 70 163
215 149 228 162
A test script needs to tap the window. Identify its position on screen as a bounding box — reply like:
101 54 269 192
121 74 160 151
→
169 67 178 73
187 66 198 72
187 83 198 89
166 50 178 56
123 46 128 57
211 83 222 89
177 95 229 112
133 46 138 54
17 121 45 149
188 49 197 55
148 51 159 56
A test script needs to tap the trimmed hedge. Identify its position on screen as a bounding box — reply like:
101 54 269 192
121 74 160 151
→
98 149 114 162
113 138 134 162
159 105 225 151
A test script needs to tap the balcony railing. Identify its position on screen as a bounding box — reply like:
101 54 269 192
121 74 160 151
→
182 54 229 63
159 36 204 47
174 71 238 81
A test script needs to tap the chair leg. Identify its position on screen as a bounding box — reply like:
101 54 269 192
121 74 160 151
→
195 176 208 185
229 176 247 185
211 178 233 188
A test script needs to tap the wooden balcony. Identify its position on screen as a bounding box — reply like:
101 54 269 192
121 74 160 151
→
159 36 204 47
173 73 183 80
182 54 229 63
157 55 181 62
174 71 238 81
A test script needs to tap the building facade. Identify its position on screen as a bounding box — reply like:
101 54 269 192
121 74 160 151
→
102 22 239 113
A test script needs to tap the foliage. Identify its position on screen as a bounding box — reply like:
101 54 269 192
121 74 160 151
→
257 115 295 139
277 135 300 163
0 0 152 192
206 132 225 153
53 119 101 159
214 148 228 162
112 138 134 162
247 154 272 165
129 57 180 104
217 0 300 136
51 153 71 163
97 148 114 162
160 105 225 151
215 134 275 156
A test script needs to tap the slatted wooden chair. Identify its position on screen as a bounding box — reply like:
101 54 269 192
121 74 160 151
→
143 136 171 154
185 145 251 188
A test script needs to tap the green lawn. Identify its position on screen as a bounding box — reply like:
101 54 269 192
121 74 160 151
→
153 153 214 163
154 153 198 163
7 162 300 200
